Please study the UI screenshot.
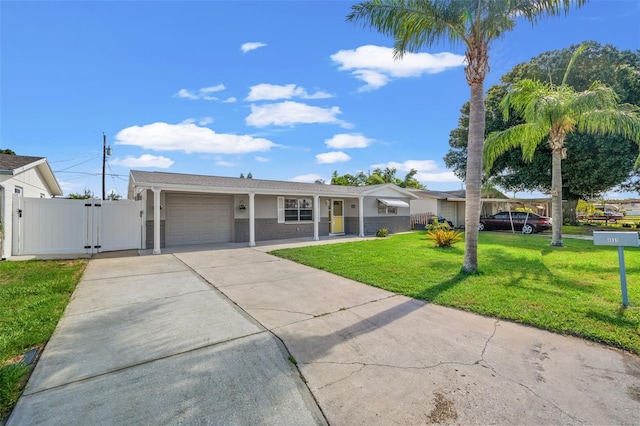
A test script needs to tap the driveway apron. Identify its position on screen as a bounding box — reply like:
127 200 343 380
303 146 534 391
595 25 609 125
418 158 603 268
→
7 254 326 425
9 243 640 425
176 246 640 426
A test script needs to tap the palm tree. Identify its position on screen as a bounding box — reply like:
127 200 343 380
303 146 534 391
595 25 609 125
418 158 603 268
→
347 0 583 272
484 45 640 246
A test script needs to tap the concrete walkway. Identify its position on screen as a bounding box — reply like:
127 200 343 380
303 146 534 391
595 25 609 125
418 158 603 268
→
7 253 326 425
9 239 640 425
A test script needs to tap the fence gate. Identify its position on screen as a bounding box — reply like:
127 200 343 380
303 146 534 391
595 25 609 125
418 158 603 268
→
12 195 143 256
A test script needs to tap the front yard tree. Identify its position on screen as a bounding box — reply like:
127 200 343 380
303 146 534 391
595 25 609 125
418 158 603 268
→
348 0 583 272
445 42 640 222
484 45 640 247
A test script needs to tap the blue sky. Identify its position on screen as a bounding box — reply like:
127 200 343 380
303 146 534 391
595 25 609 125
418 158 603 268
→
2 0 639 198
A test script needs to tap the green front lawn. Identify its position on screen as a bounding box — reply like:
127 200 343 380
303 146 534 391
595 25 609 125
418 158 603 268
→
0 259 87 419
270 232 640 355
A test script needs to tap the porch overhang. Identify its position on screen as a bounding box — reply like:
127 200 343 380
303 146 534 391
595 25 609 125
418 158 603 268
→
377 198 409 208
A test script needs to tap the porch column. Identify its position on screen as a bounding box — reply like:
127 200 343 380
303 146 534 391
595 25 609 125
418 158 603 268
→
248 192 256 247
358 196 365 237
313 195 320 241
152 187 161 254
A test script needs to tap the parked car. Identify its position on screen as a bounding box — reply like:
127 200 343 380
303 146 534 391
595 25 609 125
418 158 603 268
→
586 212 624 222
479 211 551 234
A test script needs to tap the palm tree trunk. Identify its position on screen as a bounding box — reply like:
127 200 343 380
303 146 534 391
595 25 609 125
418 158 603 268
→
551 148 564 247
463 81 486 272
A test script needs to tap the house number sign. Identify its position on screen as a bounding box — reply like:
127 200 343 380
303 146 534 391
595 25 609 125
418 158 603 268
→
593 232 639 307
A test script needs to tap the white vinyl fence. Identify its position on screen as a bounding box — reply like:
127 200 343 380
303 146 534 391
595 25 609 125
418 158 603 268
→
12 195 143 256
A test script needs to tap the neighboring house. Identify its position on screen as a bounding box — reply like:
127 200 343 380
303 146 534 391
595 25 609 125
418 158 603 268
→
409 189 466 228
128 170 418 254
609 200 640 216
410 188 551 228
0 154 63 259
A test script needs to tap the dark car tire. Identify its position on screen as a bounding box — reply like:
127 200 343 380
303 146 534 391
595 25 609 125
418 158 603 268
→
522 224 535 234
479 222 485 231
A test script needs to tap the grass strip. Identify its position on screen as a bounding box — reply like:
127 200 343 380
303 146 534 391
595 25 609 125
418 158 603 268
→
270 232 640 354
0 259 88 419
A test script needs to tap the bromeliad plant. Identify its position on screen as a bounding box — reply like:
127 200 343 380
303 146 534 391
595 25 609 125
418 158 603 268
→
425 217 462 247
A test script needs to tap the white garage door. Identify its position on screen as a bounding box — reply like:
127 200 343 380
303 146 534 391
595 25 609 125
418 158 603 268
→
165 194 231 246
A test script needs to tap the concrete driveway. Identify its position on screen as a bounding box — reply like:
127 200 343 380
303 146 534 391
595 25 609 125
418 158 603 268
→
9 241 640 425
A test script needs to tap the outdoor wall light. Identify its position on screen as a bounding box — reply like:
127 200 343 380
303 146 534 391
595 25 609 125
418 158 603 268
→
238 201 246 211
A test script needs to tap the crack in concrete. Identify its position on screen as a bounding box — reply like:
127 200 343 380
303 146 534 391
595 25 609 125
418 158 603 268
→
250 307 316 318
313 363 367 391
306 359 481 392
265 294 401 331
479 320 585 424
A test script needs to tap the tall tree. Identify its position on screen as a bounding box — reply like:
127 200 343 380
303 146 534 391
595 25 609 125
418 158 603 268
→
348 0 583 272
484 45 640 246
445 42 640 221
331 168 426 188
68 188 95 199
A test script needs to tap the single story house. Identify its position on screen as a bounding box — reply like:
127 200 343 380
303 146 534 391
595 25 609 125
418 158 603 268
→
410 189 551 228
0 153 63 259
127 170 418 254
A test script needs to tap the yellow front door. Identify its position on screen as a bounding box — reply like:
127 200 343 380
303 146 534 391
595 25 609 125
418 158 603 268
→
331 200 344 234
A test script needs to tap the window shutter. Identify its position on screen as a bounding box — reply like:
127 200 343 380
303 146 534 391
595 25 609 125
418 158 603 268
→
277 196 285 223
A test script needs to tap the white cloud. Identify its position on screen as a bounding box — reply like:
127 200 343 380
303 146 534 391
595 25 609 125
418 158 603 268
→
331 45 465 91
372 160 439 172
316 151 351 164
199 84 225 93
111 154 174 168
415 171 461 183
223 97 237 103
241 42 267 53
325 133 373 149
176 88 198 99
246 101 351 128
215 159 234 167
292 173 324 183
246 83 332 101
175 84 227 101
115 122 278 154
371 160 461 183
181 117 214 126
255 156 269 163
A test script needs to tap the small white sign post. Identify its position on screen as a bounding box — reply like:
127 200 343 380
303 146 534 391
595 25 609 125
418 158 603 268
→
593 232 640 307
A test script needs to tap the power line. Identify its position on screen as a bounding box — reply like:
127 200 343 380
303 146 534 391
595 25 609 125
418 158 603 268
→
54 155 102 172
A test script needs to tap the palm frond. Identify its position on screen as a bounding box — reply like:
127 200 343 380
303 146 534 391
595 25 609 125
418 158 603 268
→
484 122 550 171
347 0 467 58
576 107 640 144
570 81 621 114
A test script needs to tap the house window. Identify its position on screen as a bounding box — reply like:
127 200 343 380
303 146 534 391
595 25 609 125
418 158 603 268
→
285 198 313 222
378 202 397 215
14 186 23 195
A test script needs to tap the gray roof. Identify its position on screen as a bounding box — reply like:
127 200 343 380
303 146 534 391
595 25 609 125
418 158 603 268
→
0 154 44 173
0 153 62 195
129 170 418 198
410 189 466 200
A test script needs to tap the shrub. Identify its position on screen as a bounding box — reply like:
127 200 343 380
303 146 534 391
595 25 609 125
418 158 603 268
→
426 229 463 248
376 227 388 237
426 216 451 231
